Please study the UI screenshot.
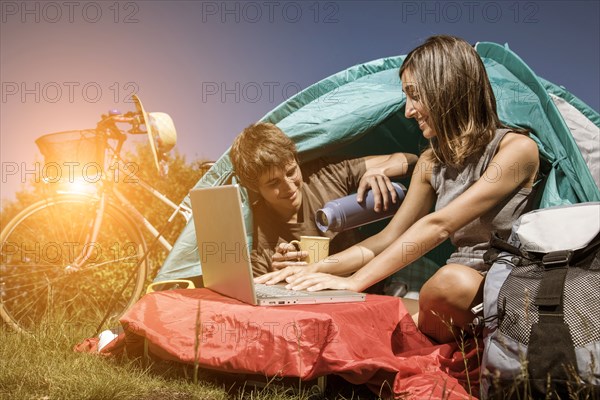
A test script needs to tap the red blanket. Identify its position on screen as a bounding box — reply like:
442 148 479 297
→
83 289 480 399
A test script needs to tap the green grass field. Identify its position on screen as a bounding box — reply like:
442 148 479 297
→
0 320 380 400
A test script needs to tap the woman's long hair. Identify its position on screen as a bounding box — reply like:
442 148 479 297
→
400 35 511 168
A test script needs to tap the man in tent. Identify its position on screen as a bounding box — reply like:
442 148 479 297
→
230 121 418 281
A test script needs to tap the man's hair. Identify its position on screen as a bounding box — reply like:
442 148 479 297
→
400 35 517 167
230 122 298 191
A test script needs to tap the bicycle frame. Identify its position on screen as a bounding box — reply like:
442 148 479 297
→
110 166 192 252
62 115 192 269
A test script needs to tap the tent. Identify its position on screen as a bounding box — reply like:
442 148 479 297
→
155 41 600 283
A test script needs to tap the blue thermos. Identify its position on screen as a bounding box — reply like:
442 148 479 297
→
315 182 406 232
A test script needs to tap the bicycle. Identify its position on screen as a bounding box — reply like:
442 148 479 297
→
0 95 208 333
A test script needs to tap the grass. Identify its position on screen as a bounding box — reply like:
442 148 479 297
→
0 318 380 400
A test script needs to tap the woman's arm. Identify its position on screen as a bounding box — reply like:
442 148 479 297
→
363 152 418 177
286 133 539 292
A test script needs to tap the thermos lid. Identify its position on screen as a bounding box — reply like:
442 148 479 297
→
315 207 335 233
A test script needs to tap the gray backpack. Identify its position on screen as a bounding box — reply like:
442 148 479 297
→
481 202 600 399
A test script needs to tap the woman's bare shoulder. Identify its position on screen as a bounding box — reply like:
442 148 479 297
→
414 149 437 184
499 131 539 156
496 131 539 186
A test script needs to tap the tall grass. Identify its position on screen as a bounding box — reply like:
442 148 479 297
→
0 320 221 399
0 318 376 400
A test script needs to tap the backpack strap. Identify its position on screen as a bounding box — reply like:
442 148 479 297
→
527 250 576 396
535 250 572 308
526 234 600 396
534 233 600 310
484 231 529 266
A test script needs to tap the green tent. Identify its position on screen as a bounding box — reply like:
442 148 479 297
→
154 42 600 284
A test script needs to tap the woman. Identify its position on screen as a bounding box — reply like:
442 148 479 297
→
255 35 540 343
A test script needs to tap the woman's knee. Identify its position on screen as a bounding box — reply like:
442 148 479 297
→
418 264 484 333
420 264 480 303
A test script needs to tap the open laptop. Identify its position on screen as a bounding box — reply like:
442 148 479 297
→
190 185 366 306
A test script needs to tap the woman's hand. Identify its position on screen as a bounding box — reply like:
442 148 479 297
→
271 242 308 270
356 170 398 212
284 272 360 292
254 264 316 285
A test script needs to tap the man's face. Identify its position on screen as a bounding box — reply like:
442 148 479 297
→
257 160 303 219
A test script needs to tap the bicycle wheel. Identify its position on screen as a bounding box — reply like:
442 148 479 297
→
0 193 147 333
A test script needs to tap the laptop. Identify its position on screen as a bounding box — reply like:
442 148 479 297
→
190 185 366 306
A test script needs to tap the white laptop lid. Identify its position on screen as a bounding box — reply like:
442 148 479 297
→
190 185 258 305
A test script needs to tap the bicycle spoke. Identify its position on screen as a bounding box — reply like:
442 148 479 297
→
1 194 147 332
4 217 48 247
1 271 65 302
1 264 61 278
1 273 61 294
2 250 140 286
3 260 140 320
3 268 116 324
40 202 66 245
68 202 96 246
2 282 48 324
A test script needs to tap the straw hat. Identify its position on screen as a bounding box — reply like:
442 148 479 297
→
132 94 177 171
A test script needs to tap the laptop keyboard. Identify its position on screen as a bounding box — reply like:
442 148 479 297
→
255 283 310 298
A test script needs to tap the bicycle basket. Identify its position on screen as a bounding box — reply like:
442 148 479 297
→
35 130 105 181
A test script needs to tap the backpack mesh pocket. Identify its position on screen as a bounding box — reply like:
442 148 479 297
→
497 252 600 347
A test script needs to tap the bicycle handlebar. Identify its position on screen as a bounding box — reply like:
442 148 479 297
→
99 110 139 125
97 110 146 138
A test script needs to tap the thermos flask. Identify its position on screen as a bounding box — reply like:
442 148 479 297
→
315 182 406 232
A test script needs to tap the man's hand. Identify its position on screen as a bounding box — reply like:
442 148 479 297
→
271 242 309 270
356 171 398 212
358 152 416 212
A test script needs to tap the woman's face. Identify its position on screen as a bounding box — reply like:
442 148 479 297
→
401 70 436 139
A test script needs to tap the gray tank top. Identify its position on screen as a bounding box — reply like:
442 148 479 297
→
430 128 537 271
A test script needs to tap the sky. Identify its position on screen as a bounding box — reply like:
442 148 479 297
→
1 0 599 204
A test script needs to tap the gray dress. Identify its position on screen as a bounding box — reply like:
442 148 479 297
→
430 128 538 271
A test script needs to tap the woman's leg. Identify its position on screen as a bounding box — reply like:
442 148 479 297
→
417 264 484 343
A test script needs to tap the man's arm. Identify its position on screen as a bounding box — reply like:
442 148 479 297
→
358 152 419 212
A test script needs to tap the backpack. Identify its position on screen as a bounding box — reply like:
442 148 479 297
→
480 202 600 399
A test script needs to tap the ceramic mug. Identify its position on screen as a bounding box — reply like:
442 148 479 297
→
289 236 330 264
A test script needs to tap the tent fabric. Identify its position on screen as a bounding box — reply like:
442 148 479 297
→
111 288 480 399
547 93 600 189
474 42 600 207
155 41 600 283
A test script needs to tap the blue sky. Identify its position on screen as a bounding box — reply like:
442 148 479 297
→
1 1 599 202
